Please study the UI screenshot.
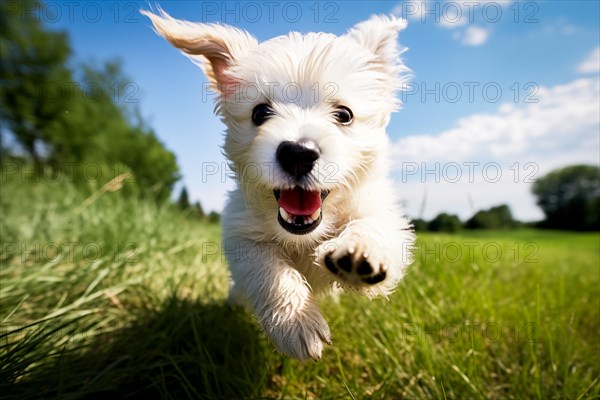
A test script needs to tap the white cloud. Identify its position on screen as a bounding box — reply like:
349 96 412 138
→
392 77 600 220
392 1 493 46
577 46 600 74
438 15 467 29
529 18 578 39
393 78 600 163
460 26 491 46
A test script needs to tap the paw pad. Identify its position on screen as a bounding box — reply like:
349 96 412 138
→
324 251 387 285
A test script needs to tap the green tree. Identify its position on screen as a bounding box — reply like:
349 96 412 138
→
0 1 180 201
0 0 72 166
465 204 515 229
532 165 600 231
51 61 180 201
177 187 190 210
194 201 205 219
428 213 462 232
410 218 427 232
208 211 220 224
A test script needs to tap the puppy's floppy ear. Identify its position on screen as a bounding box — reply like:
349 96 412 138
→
141 8 257 94
346 15 407 67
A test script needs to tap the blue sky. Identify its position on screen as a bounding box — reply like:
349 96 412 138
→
40 0 599 220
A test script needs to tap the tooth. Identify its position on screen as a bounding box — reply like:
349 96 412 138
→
279 207 290 221
310 208 321 221
305 217 314 225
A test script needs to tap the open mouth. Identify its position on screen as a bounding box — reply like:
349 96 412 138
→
273 188 329 235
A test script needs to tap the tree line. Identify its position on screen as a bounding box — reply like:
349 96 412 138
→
176 186 220 223
414 164 599 232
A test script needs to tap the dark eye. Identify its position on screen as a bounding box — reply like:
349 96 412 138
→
333 106 353 125
252 103 274 126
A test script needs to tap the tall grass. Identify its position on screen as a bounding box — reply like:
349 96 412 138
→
1 174 598 399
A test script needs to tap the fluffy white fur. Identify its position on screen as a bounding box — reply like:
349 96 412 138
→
142 8 415 361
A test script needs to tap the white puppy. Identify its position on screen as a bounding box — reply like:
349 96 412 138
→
142 8 415 361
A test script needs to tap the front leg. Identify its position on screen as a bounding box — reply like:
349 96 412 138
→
225 239 331 361
318 215 415 297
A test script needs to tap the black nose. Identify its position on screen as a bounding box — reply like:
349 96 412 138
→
276 140 320 179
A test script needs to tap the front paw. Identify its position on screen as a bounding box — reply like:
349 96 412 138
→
264 308 331 361
320 238 388 286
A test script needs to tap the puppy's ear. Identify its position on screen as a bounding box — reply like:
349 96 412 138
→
141 8 257 94
346 15 407 67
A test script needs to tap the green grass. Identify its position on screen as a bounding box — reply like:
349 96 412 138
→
1 176 599 399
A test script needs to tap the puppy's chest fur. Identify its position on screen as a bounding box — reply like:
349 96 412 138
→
282 247 333 293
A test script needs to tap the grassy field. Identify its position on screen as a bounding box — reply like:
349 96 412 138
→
1 175 599 399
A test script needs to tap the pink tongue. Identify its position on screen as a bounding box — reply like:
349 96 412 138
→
278 188 321 216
